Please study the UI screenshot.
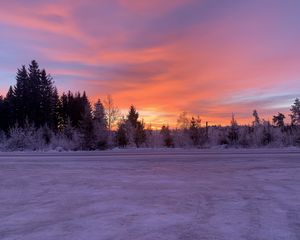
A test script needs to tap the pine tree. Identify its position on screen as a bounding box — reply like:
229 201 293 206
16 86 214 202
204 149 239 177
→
116 119 128 147
59 92 69 127
135 121 146 148
290 98 300 125
273 113 285 127
126 106 146 147
228 114 239 145
39 69 56 127
28 60 42 126
14 66 29 126
12 61 59 129
64 118 76 140
94 100 106 124
74 91 89 128
60 117 81 151
2 87 15 131
127 105 139 128
261 121 272 145
0 96 4 131
79 101 95 150
59 91 89 129
252 110 260 126
189 116 203 146
93 99 108 149
52 87 62 131
160 125 174 148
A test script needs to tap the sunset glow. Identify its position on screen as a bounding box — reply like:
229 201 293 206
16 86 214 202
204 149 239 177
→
1 0 300 127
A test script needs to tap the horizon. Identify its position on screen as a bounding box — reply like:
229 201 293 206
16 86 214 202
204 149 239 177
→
1 1 300 127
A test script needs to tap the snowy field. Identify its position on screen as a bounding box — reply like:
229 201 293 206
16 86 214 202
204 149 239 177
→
0 149 300 240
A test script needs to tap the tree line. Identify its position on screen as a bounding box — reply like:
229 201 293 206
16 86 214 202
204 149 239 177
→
0 60 300 151
0 61 149 150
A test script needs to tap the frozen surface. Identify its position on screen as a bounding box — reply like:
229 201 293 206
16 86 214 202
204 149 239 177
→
0 149 299 240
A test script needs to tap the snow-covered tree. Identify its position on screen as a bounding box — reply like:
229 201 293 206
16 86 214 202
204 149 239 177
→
238 126 253 147
0 130 6 151
160 125 174 148
119 106 146 148
228 114 239 145
5 120 45 151
93 99 108 149
261 121 273 146
189 116 205 147
58 118 82 150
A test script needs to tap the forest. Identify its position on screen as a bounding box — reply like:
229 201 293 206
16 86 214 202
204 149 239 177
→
0 60 300 151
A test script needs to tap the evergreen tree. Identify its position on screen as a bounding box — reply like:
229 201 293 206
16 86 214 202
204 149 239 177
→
27 60 42 125
116 119 129 147
126 106 146 147
75 91 89 128
94 100 106 122
273 113 285 127
127 105 139 128
52 87 62 131
39 69 56 127
261 121 272 145
3 60 300 151
160 125 174 148
290 98 300 125
79 101 95 150
189 116 203 146
228 114 239 145
14 66 29 126
135 121 146 148
59 91 90 129
252 110 260 126
2 87 15 131
64 118 76 140
11 61 58 129
59 92 69 127
0 96 4 131
93 99 108 149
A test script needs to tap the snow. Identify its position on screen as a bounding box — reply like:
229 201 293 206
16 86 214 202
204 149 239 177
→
0 149 299 240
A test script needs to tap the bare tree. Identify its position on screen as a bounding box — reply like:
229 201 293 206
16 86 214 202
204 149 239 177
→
177 111 189 130
104 94 120 132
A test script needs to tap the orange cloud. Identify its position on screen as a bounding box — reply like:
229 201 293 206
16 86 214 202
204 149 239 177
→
0 0 299 127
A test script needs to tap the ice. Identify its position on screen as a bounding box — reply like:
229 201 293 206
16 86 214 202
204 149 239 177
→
0 149 299 239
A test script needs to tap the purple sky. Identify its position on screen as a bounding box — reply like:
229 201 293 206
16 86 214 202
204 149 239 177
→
0 0 300 126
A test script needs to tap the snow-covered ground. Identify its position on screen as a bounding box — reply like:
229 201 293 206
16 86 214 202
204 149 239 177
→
0 149 299 240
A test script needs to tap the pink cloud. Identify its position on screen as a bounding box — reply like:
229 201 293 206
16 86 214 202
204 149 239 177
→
0 0 299 126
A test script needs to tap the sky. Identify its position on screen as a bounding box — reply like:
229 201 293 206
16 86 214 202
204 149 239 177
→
0 0 300 127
